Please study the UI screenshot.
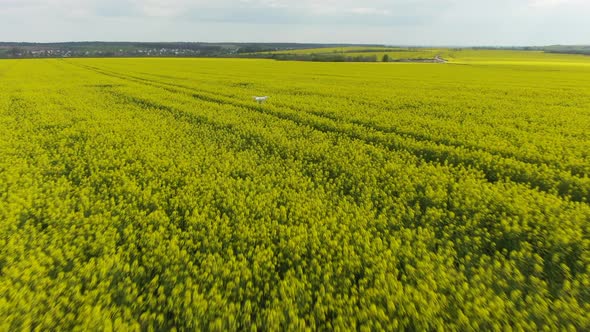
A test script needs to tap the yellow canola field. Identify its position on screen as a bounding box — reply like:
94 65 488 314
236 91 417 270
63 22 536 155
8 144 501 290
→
1 54 590 330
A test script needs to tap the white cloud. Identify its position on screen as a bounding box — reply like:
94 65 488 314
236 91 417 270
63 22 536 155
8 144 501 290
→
528 0 585 7
349 8 391 15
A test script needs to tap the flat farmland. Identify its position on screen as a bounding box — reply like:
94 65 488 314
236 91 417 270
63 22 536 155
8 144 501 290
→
1 55 590 330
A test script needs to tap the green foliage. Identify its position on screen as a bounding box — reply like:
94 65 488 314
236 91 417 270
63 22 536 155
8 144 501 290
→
1 55 590 330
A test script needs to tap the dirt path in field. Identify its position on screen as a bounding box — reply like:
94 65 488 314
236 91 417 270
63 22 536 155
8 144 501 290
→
388 55 447 63
434 55 447 63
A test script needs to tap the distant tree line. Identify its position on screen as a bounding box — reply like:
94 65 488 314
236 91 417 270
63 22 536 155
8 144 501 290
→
238 53 379 62
543 45 590 55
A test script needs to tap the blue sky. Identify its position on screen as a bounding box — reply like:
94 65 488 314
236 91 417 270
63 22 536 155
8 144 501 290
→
0 0 589 45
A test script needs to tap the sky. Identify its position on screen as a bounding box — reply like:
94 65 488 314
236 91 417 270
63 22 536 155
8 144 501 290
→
0 0 589 45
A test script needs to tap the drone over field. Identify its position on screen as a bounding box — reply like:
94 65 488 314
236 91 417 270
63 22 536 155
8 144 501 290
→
253 96 269 103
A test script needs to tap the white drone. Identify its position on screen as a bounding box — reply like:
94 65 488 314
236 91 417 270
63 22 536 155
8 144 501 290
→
253 96 269 104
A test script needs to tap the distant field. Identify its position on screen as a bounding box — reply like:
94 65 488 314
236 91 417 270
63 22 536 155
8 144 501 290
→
445 49 590 65
1 53 590 330
262 46 443 60
261 46 590 64
267 46 397 54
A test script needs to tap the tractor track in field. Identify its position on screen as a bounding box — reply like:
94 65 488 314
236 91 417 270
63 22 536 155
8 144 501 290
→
131 70 589 177
88 87 413 210
67 61 590 203
70 61 588 179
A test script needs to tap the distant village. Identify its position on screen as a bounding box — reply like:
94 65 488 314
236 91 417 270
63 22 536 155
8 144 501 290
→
0 43 246 58
4 48 235 58
0 42 354 59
